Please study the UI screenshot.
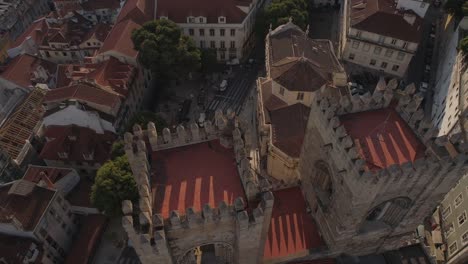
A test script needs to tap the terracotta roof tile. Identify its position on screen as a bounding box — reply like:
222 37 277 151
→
98 19 140 58
82 23 112 43
339 107 426 172
157 0 252 24
350 0 423 43
269 103 310 157
264 187 324 260
116 0 154 25
0 182 55 231
0 54 57 88
271 58 329 92
87 57 136 97
151 140 246 218
39 125 116 164
44 82 121 109
23 165 73 185
65 214 107 264
13 18 49 47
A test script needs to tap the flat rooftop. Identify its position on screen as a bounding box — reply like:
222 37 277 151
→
151 140 246 219
339 108 426 172
264 187 324 260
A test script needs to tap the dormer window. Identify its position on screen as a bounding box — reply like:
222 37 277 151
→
218 16 226 23
187 16 195 23
198 17 205 23
58 152 68 159
83 152 94 161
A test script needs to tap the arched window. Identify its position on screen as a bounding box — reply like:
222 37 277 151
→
366 197 411 227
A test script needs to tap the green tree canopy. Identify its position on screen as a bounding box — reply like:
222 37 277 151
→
132 19 201 81
264 0 309 32
110 140 125 160
91 155 138 216
460 36 468 54
126 111 167 133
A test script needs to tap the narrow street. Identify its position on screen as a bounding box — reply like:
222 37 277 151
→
206 66 259 115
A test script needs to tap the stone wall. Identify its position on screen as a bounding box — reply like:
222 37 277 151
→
299 79 468 256
121 110 274 264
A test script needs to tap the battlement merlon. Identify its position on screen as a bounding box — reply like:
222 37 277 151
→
311 79 468 182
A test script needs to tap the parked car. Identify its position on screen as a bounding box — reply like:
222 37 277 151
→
177 99 192 123
219 79 228 92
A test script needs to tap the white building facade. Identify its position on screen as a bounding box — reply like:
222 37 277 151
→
342 0 423 77
156 0 266 62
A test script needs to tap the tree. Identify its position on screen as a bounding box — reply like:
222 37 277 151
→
132 19 201 81
264 0 309 32
110 140 125 160
444 0 468 17
200 48 218 75
91 156 138 216
460 37 468 54
126 111 167 133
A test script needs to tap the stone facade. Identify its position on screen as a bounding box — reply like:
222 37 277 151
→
299 79 468 256
121 110 275 264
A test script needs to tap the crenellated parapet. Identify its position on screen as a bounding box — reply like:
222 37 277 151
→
311 78 468 184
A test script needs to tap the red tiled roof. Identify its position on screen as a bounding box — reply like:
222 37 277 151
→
13 18 49 47
39 125 116 164
116 0 154 25
339 107 426 172
271 58 330 92
87 57 136 97
264 187 324 260
23 165 73 185
82 23 112 43
0 182 55 231
0 233 44 264
0 54 57 88
269 104 310 158
350 0 423 43
151 140 246 218
65 214 107 264
98 19 140 58
66 177 94 208
44 82 121 109
156 0 252 24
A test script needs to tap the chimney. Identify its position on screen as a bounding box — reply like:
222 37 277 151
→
403 12 416 26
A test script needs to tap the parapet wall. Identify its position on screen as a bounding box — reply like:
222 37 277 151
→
121 110 271 264
311 78 467 185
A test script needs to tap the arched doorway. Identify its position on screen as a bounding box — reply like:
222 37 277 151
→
178 242 234 264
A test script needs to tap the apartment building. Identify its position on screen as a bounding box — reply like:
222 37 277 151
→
0 0 50 40
156 0 266 61
0 175 79 263
341 0 423 77
431 17 468 140
440 174 468 264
